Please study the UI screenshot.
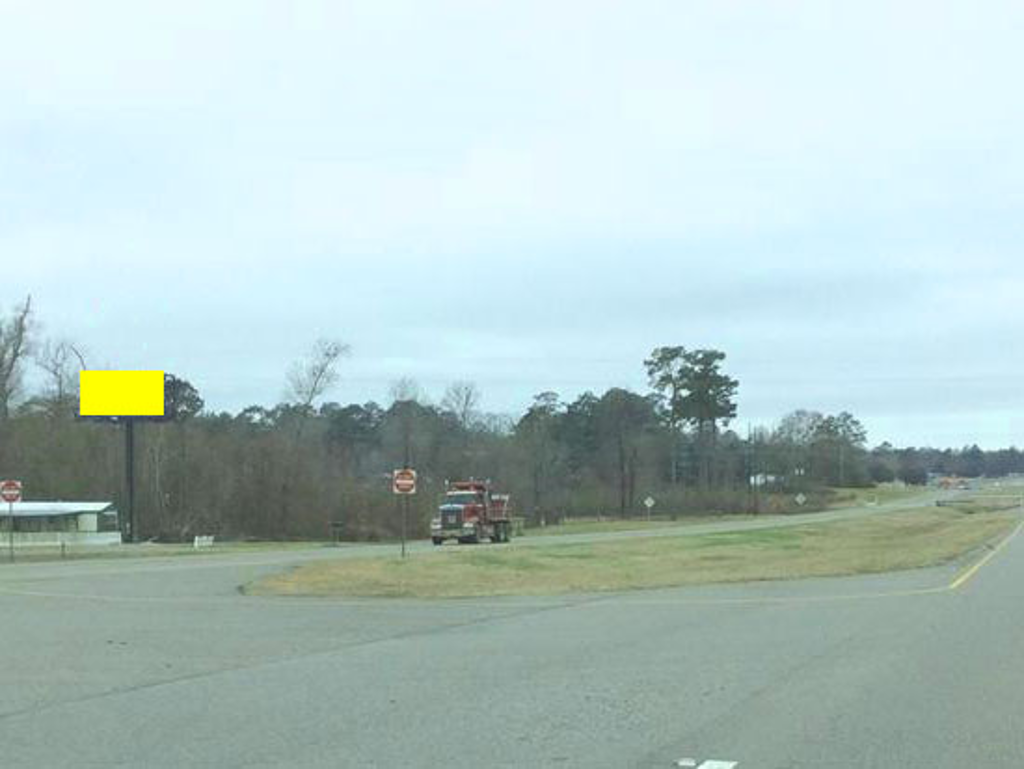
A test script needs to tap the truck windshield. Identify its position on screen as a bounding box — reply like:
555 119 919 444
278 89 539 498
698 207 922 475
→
444 492 481 505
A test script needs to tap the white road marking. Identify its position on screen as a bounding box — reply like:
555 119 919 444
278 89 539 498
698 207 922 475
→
675 758 737 768
675 760 697 768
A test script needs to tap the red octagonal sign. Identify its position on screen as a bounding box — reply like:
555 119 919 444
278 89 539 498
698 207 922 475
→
392 469 417 495
0 480 22 504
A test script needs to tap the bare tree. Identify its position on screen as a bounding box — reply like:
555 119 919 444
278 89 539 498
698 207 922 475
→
441 381 481 431
34 338 88 415
515 392 563 523
0 296 34 419
388 377 423 468
277 338 349 537
286 338 350 411
773 409 824 446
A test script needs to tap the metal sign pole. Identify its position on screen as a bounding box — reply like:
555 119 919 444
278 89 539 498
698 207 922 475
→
393 468 416 558
401 495 407 559
8 500 12 563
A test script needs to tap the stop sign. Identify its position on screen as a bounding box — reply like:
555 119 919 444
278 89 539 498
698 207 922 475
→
0 480 22 504
393 469 417 495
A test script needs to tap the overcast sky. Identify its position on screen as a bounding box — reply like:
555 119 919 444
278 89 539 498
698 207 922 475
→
3 1 1022 448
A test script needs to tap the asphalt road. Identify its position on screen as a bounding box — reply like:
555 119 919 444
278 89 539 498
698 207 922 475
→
1 492 1022 768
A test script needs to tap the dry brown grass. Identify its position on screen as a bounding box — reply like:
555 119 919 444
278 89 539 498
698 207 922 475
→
523 514 754 537
247 506 1019 599
827 484 930 507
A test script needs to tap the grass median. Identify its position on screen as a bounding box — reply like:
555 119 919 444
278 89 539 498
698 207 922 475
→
522 515 752 537
827 484 930 507
247 504 1020 599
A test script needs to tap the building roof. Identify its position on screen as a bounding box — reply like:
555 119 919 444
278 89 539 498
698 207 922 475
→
4 502 116 518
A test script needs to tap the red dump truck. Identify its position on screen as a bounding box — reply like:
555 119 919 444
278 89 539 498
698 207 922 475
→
431 480 512 545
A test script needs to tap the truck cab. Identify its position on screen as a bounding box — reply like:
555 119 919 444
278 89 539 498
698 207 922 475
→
431 480 511 545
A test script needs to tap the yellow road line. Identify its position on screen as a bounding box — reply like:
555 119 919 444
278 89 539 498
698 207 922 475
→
948 518 1024 591
588 586 950 607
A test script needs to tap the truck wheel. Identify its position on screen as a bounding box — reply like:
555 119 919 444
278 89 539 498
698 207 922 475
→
432 537 443 546
502 522 511 542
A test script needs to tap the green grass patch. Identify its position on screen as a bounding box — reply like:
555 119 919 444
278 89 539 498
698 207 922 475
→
248 506 1019 599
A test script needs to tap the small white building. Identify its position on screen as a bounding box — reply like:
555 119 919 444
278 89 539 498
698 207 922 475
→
0 502 120 546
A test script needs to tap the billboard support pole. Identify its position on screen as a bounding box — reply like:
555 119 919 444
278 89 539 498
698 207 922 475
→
125 418 136 544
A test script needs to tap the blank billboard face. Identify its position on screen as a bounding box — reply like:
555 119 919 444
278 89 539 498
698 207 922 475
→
79 371 165 417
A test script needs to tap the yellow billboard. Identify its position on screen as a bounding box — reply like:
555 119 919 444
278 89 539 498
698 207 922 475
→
79 371 165 417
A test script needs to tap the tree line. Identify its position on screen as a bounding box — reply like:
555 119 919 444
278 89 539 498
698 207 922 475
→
0 298 1020 541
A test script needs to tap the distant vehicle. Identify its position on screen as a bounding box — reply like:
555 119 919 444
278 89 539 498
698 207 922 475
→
957 481 971 490
431 480 512 545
